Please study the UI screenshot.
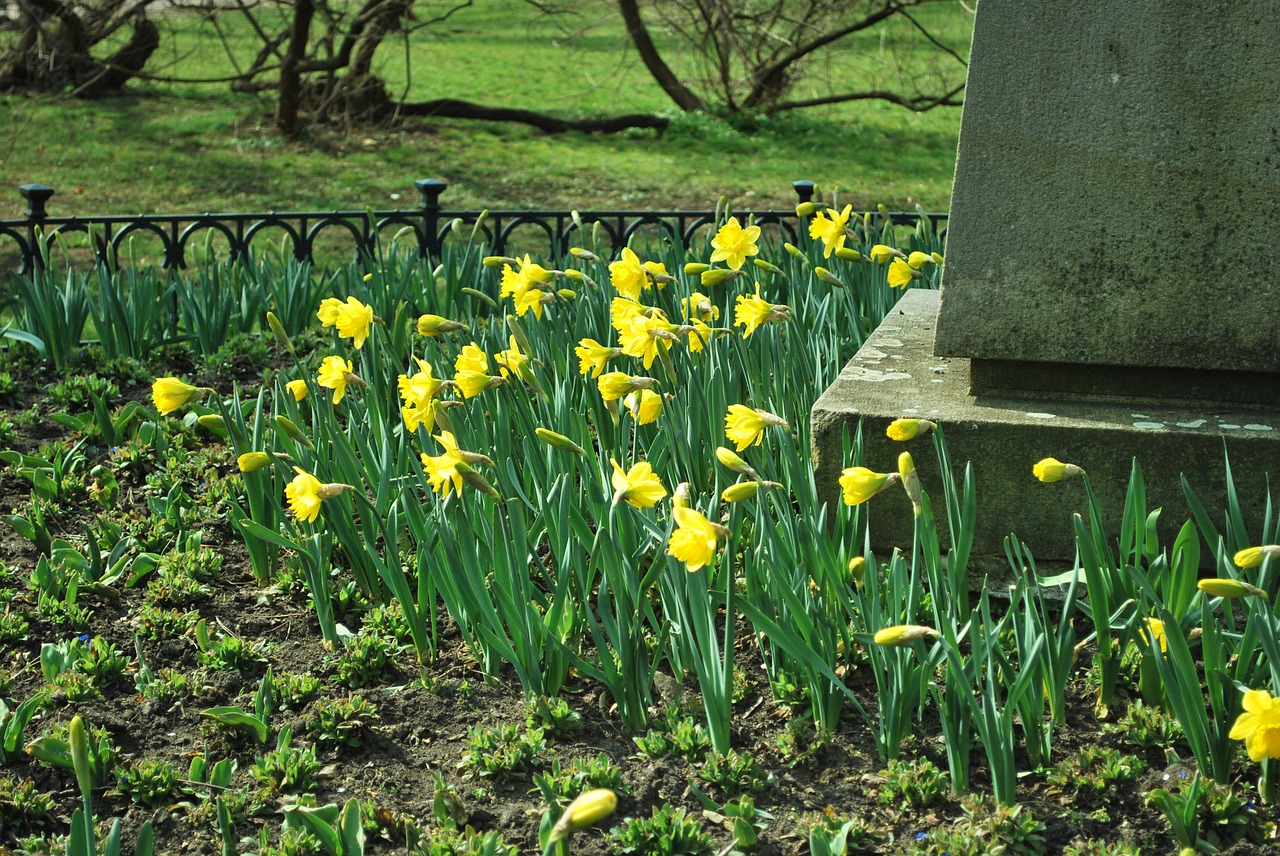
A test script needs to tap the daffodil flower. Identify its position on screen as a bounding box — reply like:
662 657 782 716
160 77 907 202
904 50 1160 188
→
151 377 211 415
1230 689 1280 761
610 458 667 508
808 204 853 258
709 216 761 270
724 404 788 451
839 466 899 506
733 283 791 338
667 506 727 572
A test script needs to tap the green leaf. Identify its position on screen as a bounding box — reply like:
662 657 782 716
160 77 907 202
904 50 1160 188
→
201 706 269 744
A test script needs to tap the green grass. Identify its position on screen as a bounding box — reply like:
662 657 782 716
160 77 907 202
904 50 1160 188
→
0 1 969 218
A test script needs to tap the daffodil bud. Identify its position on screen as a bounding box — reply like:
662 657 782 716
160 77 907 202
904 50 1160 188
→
548 789 618 843
700 268 744 287
833 247 862 262
563 268 585 283
673 482 692 509
197 414 227 433
783 242 804 258
795 201 818 217
849 556 866 588
285 379 308 401
931 252 945 265
556 289 577 301
266 311 295 355
238 452 272 473
715 446 758 478
68 715 94 802
471 210 489 240
886 418 937 441
873 624 939 646
535 427 586 456
460 287 498 308
1233 545 1280 568
456 462 502 500
684 262 711 275
722 481 760 503
274 415 316 451
814 266 844 287
316 482 355 500
1197 578 1267 598
482 255 518 269
898 451 922 513
417 314 468 336
569 247 598 262
1033 457 1085 483
752 258 782 274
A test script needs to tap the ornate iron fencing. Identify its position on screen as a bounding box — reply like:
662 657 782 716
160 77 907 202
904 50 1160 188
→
1 180 947 273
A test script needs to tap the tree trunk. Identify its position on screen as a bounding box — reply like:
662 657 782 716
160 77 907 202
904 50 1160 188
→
616 0 707 113
277 0 316 136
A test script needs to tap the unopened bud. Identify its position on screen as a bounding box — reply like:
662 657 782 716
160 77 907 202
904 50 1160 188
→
814 266 844 287
569 247 598 262
316 483 355 500
266 311 295 355
795 201 818 217
197 414 227 433
673 482 692 509
715 446 759 479
1197 578 1267 598
482 256 517 269
535 427 587 456
874 624 939 646
783 242 804 258
456 462 502 500
563 268 585 283
899 451 922 515
1233 546 1280 568
274 415 315 451
362 273 374 282
700 268 744 287
833 247 862 263
752 258 782 274
683 262 711 276
849 556 866 588
556 288 577 301
417 314 468 337
237 452 272 473
460 287 498 308
548 789 617 844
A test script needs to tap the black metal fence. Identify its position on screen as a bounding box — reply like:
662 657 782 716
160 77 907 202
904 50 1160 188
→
1 180 947 273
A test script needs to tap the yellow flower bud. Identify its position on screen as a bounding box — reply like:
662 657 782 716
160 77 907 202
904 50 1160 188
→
1033 457 1085 483
563 268 584 283
833 247 862 262
673 482 692 509
197 414 227 433
266 311 295 355
68 715 93 802
1197 578 1267 598
556 288 577 301
683 262 711 275
237 452 272 473
534 427 586 456
931 252 945 265
548 788 618 843
795 201 818 217
569 247 598 262
783 242 804 258
274 415 316 451
285 379 308 401
873 624 939 646
898 451 921 513
849 556 866 588
1234 546 1280 568
482 255 518 269
886 418 936 441
752 258 782 274
722 481 759 503
362 273 374 282
417 314 468 337
715 446 757 477
814 266 844 287
700 268 744 287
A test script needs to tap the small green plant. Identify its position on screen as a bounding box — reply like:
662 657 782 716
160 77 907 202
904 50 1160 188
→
156 544 223 582
907 796 1045 855
799 808 876 856
276 671 323 708
112 758 179 806
407 825 518 856
0 773 56 829
250 728 321 796
610 805 712 855
47 374 119 410
698 748 766 795
306 694 378 748
634 709 711 762
139 668 203 704
1200 781 1266 850
334 631 400 688
145 564 213 607
877 757 949 809
132 604 201 641
1105 701 1185 753
1048 746 1145 797
460 723 547 781
532 754 624 802
196 621 271 672
527 696 583 738
26 719 119 789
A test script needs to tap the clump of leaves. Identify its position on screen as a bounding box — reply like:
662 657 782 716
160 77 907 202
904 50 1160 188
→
797 808 877 855
877 757 949 809
0 773 55 829
407 825 518 856
1048 746 1145 798
250 729 320 796
113 758 179 806
459 723 546 781
1104 701 1185 752
133 603 201 641
698 748 766 795
634 708 710 762
305 694 378 748
527 695 582 738
532 754 624 802
334 630 400 688
611 805 712 855
275 671 322 708
907 796 1045 855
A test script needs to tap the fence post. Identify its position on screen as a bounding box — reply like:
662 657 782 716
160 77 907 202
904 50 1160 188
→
791 180 815 206
415 179 448 259
19 184 54 272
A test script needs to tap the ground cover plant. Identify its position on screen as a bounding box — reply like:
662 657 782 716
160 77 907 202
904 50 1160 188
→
0 202 1278 855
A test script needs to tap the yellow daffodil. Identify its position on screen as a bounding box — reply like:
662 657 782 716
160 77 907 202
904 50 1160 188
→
667 506 725 572
575 338 621 378
416 314 468 337
624 388 664 425
1142 617 1168 653
285 379 309 401
1235 546 1280 568
886 418 937 441
907 251 932 270
681 320 715 353
1230 690 1280 761
455 342 489 375
420 431 492 497
333 296 375 349
681 291 719 323
873 624 939 646
724 404 788 451
610 458 667 508
598 371 656 402
869 244 902 264
1033 457 1085 483
849 556 866 587
1198 578 1267 598
887 257 918 289
547 788 617 845
515 287 553 319
151 377 209 415
808 204 853 258
709 217 761 270
317 355 362 404
494 335 533 383
839 466 899 506
733 283 791 338
399 357 447 432
642 260 672 287
618 315 678 370
454 370 505 399
317 297 343 327
284 467 351 523
500 254 556 304
609 247 648 300
237 452 271 473
684 262 711 275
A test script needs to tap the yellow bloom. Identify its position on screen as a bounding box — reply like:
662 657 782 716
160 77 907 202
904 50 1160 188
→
733 283 791 338
907 251 932 270
624 388 664 425
682 320 715 353
869 244 901 264
416 314 468 337
667 506 723 572
399 357 446 432
598 371 656 402
283 468 350 523
1033 457 1085 483
724 404 787 451
494 335 534 384
317 355 358 404
609 297 665 335
618 315 678 370
151 377 207 415
285 379 308 401
609 247 648 300
839 467 899 506
1235 546 1280 568
420 431 491 497
808 204 853 258
1230 690 1280 762
681 291 719 323
455 342 489 376
641 260 672 287
575 338 621 378
454 370 504 399
1142 617 1168 653
500 255 556 303
709 217 761 271
873 624 939 646
887 258 918 289
316 297 343 327
333 297 375 349
237 452 271 473
610 458 667 508
886 418 937 441
849 556 866 587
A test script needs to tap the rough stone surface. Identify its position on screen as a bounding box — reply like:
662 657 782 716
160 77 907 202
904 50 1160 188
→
812 291 1279 571
933 2 1280 377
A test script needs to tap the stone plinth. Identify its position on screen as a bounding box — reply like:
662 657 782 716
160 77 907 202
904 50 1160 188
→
811 291 1279 569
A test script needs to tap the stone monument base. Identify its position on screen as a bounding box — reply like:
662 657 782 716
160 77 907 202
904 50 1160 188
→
811 290 1279 575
